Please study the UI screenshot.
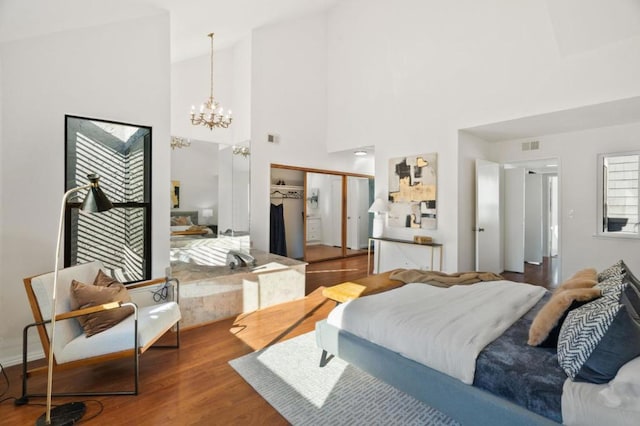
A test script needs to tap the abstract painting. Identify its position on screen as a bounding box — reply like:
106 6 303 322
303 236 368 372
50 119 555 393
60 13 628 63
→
388 153 437 229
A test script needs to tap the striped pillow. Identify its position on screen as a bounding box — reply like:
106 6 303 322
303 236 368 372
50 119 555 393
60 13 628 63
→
558 284 640 383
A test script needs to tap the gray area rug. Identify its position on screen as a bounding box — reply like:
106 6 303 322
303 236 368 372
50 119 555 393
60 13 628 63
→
229 332 459 425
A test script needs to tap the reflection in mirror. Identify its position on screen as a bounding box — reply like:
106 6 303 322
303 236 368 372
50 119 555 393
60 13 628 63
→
65 115 151 281
305 173 373 262
218 146 251 236
599 152 639 235
305 172 343 262
169 141 251 271
270 168 305 259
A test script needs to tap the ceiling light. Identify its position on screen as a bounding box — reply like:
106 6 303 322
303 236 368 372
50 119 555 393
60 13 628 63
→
171 136 191 149
233 146 250 157
354 150 367 156
190 33 232 130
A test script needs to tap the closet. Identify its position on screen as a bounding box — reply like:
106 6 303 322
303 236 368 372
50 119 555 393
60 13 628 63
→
270 164 373 262
270 169 305 259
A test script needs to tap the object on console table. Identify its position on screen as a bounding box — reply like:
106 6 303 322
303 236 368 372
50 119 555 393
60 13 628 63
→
389 269 503 288
413 235 433 244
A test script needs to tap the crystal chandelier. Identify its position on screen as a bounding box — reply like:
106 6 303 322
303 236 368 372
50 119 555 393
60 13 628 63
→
190 33 232 130
233 146 250 157
171 136 191 149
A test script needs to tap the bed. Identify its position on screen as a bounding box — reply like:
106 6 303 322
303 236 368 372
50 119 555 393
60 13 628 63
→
170 211 251 267
316 262 640 426
170 210 214 236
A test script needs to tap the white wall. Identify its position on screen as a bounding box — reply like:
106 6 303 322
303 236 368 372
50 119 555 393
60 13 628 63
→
490 121 640 279
326 0 640 271
170 140 219 223
0 53 4 354
231 37 252 145
248 1 640 269
218 146 251 234
0 14 171 366
250 12 374 253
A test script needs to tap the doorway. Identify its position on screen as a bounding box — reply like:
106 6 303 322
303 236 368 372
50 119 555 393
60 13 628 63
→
476 158 560 283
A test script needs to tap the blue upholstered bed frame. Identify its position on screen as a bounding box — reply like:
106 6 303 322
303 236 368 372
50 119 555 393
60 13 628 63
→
315 320 560 426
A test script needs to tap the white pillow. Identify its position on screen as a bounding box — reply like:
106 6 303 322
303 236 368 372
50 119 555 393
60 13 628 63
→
171 225 190 232
598 356 640 411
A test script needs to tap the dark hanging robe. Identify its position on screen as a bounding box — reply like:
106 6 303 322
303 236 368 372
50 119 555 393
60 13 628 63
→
270 203 287 256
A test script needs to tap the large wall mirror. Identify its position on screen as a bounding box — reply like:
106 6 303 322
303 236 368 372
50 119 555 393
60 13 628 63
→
598 151 640 236
65 115 151 281
169 141 250 269
270 164 373 262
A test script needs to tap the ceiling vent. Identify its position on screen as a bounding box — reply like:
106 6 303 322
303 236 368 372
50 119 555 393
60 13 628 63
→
521 140 540 151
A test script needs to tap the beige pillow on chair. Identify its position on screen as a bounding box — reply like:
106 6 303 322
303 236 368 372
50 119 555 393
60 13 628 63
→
70 276 134 337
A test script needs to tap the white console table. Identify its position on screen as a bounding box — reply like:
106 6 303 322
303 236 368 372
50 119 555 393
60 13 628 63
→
367 237 443 275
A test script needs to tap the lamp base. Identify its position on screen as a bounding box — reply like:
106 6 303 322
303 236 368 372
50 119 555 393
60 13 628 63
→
372 217 384 238
36 402 86 426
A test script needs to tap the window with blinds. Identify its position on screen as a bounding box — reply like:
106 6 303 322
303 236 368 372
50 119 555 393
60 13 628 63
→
64 115 152 281
601 153 639 235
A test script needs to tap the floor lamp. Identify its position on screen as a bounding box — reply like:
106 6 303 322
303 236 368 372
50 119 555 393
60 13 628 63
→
37 173 113 426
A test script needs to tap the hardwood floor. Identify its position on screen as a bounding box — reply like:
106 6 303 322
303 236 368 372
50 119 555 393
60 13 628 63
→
501 256 559 290
1 254 553 425
304 244 368 263
0 256 369 425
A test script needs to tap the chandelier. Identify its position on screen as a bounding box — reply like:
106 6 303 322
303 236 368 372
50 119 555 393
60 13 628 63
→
190 33 232 130
171 136 191 149
233 146 250 157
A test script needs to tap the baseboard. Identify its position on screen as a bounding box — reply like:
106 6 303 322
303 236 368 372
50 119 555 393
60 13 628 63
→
0 337 44 368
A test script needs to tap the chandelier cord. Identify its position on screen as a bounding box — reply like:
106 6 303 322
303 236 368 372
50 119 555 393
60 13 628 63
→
208 33 214 101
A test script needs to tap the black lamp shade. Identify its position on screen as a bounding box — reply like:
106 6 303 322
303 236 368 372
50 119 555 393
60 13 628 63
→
80 174 113 212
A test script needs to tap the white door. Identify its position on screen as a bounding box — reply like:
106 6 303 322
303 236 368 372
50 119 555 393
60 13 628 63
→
504 168 525 273
525 173 544 264
475 160 502 273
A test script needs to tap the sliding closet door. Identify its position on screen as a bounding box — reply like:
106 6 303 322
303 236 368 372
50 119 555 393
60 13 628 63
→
347 176 371 250
305 172 344 262
271 165 373 262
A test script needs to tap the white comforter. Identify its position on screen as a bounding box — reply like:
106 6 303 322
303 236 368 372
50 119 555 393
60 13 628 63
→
327 281 546 384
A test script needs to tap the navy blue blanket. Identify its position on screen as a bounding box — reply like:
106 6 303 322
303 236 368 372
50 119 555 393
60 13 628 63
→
473 292 566 423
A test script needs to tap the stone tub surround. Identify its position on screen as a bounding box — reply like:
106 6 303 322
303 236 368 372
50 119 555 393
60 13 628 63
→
171 250 307 329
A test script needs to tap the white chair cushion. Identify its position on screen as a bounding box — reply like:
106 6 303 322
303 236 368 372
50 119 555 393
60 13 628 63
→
30 261 105 358
58 301 181 364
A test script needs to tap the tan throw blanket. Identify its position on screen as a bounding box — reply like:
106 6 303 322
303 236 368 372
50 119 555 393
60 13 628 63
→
389 269 503 288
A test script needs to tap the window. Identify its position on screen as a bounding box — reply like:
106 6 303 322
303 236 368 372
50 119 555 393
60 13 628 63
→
599 152 640 236
65 115 152 281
